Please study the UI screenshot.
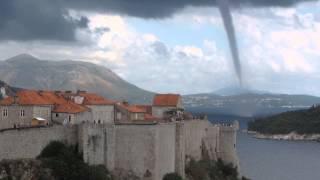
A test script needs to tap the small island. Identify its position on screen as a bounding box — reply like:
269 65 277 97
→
247 105 320 141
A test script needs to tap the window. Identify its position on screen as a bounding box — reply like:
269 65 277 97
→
134 113 138 120
20 109 25 117
68 115 72 123
55 113 59 117
2 108 8 117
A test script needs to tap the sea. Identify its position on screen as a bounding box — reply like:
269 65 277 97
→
207 114 320 180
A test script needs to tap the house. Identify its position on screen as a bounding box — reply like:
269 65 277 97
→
0 90 115 129
0 91 186 129
115 102 147 122
38 91 90 125
152 94 184 120
63 91 115 124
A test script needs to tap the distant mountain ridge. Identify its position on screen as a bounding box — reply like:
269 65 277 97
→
213 86 270 96
0 54 154 103
183 92 320 117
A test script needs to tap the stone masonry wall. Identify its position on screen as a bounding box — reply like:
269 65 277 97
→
182 120 239 168
0 126 77 160
80 123 177 180
0 120 239 180
183 120 212 161
154 123 176 180
0 105 51 129
218 125 240 168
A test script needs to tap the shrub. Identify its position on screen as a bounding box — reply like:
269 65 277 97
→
38 141 112 180
186 158 248 180
86 165 112 180
163 172 183 180
37 141 67 159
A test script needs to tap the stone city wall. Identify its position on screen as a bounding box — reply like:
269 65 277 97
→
0 126 77 160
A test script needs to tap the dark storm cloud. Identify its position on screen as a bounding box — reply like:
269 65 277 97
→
77 17 90 29
64 0 316 18
0 0 88 42
0 0 315 41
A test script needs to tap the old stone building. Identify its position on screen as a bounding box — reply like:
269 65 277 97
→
152 94 184 120
63 91 115 124
115 102 158 123
0 91 53 129
0 90 116 129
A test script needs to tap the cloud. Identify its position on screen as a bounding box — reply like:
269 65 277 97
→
0 0 316 41
0 14 233 94
64 0 315 18
0 3 320 95
0 0 89 42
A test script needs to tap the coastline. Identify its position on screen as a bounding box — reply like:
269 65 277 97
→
244 130 320 142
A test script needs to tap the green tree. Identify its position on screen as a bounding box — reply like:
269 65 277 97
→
163 172 183 180
38 141 112 180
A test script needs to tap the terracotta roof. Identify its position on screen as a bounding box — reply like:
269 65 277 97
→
0 90 52 106
135 105 152 114
77 92 115 105
53 102 87 113
0 90 87 114
153 94 181 106
117 103 146 113
42 91 88 113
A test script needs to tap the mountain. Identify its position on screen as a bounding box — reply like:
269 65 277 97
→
0 54 154 103
213 86 270 96
183 93 320 117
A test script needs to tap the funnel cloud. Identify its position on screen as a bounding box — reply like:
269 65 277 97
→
217 0 243 85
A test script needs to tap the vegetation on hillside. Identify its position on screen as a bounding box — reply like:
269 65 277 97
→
163 172 183 180
37 141 112 180
248 105 320 134
185 158 249 180
0 159 55 180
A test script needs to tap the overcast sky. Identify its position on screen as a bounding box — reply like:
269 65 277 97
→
0 0 319 95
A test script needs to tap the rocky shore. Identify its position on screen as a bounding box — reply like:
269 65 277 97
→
245 130 320 142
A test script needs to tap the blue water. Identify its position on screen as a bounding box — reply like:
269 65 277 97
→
207 114 320 180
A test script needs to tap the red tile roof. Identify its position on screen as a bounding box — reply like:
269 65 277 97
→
153 94 181 106
77 92 115 105
135 105 152 114
40 91 88 113
0 90 88 113
53 102 87 113
0 90 52 106
117 103 146 113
